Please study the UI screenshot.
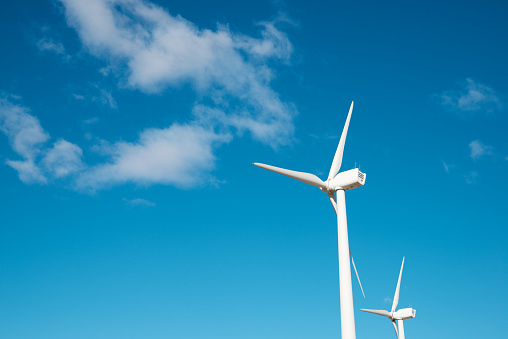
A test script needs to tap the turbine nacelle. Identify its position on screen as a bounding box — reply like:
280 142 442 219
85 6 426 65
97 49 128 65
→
393 308 416 320
325 168 366 192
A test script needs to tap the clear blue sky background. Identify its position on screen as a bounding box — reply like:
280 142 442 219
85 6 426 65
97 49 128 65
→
0 0 507 338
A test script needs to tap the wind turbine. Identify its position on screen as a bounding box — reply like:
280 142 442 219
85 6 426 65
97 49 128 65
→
361 257 416 339
253 102 366 339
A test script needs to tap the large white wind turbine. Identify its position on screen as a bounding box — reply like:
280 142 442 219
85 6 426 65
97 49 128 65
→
253 102 366 339
361 257 416 339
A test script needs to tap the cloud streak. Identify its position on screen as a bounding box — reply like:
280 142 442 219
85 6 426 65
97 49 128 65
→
438 78 502 113
124 198 156 207
36 37 71 61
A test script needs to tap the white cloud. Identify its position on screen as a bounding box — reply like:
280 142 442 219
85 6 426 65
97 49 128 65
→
6 159 47 184
439 78 502 113
0 98 49 183
469 140 492 160
0 99 49 159
43 139 85 178
1 97 231 190
76 123 231 190
59 0 296 147
124 198 156 207
0 98 83 183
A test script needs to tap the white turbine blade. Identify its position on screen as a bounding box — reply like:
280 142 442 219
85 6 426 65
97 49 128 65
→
360 309 392 318
327 101 354 180
328 192 337 213
350 250 365 298
392 257 405 312
392 320 399 339
253 163 326 188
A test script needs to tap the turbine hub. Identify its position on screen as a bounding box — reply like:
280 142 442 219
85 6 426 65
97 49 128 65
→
321 179 340 193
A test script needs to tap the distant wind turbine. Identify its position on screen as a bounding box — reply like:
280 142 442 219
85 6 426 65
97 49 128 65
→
253 102 366 339
361 257 416 339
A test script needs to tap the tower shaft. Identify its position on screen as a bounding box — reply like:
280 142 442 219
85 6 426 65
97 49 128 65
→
397 319 405 339
336 189 356 339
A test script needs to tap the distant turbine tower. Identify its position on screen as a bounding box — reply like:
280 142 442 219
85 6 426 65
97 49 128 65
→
253 102 366 339
361 257 416 339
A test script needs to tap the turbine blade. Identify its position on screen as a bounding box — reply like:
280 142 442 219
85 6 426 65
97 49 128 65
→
360 309 392 318
328 192 337 213
328 101 354 180
391 257 405 312
392 320 399 339
350 250 365 298
253 163 326 188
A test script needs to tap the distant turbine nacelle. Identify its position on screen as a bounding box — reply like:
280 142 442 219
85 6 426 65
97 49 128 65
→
361 257 416 339
393 308 416 320
326 168 366 192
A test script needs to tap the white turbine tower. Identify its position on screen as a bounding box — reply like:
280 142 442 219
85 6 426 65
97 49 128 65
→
361 257 416 339
253 102 366 339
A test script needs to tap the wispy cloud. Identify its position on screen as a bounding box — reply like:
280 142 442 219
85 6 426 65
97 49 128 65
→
464 171 478 184
469 140 492 160
72 94 85 100
438 78 502 113
59 0 296 147
0 98 49 183
0 98 83 183
36 37 71 61
98 89 117 109
82 117 98 125
442 161 455 173
124 198 156 207
71 86 117 109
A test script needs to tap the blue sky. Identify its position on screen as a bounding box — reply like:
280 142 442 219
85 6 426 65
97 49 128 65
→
0 0 507 338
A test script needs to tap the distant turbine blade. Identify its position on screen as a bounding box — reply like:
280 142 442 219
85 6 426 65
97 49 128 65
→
392 257 405 312
392 320 399 339
253 163 326 188
350 250 365 298
328 101 354 180
360 309 392 318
